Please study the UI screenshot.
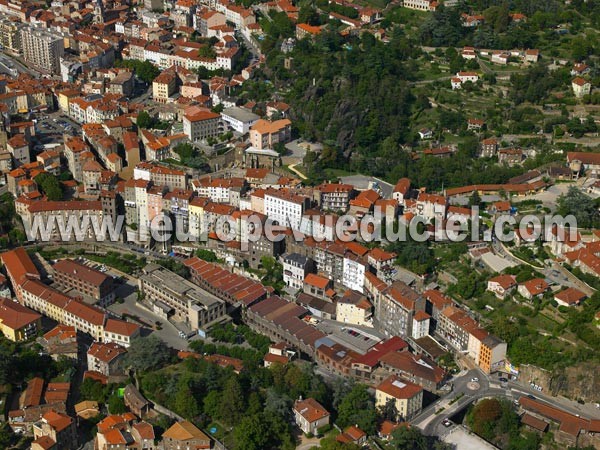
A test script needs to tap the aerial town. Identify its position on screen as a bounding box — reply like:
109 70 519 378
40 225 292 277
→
0 0 597 448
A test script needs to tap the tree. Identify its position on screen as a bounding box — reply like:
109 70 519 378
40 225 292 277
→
203 390 221 419
0 422 13 449
124 335 171 373
466 398 503 440
260 256 285 293
173 143 195 161
34 172 63 201
264 388 292 419
196 248 218 262
116 59 160 84
136 111 154 129
298 6 320 25
380 397 399 421
108 393 127 414
174 387 200 419
80 378 110 403
198 46 217 58
219 377 245 425
233 414 269 450
336 384 377 435
390 426 427 450
469 190 482 207
557 186 599 229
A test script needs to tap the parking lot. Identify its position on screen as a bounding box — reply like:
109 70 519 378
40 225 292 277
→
72 257 195 350
35 111 81 138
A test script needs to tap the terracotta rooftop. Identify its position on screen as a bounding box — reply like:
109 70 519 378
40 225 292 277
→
87 342 126 363
294 398 330 423
376 375 423 399
53 259 111 287
104 318 140 337
162 420 210 442
0 298 41 331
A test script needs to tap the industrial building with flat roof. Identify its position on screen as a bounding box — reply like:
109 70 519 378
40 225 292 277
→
139 263 226 330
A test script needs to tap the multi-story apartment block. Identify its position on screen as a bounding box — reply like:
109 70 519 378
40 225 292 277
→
19 200 104 242
400 0 435 11
375 375 423 420
415 192 447 223
375 281 425 338
281 253 313 291
342 253 366 292
32 411 77 450
436 305 477 351
164 188 195 231
152 71 176 103
0 18 22 53
0 298 41 342
20 26 64 74
7 134 30 167
64 136 91 182
103 318 141 349
194 177 246 203
87 341 127 377
249 119 292 150
264 188 310 230
480 138 498 158
221 107 259 134
134 162 188 191
336 290 372 326
20 278 107 341
139 264 226 330
378 351 445 392
183 110 220 141
317 183 354 212
52 259 116 307
196 10 226 36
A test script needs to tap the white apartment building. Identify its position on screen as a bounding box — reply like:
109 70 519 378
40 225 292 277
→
20 26 64 74
282 253 312 291
401 0 433 10
221 107 259 134
342 255 365 292
415 192 447 223
375 375 423 420
336 290 372 326
456 71 479 83
411 311 430 339
194 177 245 203
183 111 221 142
264 189 309 230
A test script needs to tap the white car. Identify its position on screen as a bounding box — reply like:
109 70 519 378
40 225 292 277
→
471 377 479 382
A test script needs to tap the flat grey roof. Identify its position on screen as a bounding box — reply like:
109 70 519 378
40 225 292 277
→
141 264 223 309
222 107 260 123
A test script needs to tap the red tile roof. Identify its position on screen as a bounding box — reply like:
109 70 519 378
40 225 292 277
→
87 342 126 363
1 247 40 286
555 287 586 306
0 298 41 331
53 259 111 287
104 318 140 337
376 375 423 399
304 273 330 290
294 398 329 423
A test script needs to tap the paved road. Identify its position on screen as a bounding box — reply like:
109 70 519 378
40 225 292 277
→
413 368 600 437
108 283 194 350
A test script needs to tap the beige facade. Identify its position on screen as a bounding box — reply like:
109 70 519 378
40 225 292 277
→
375 375 423 420
20 26 64 74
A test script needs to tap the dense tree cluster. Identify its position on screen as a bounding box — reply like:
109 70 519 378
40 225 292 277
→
556 186 600 229
34 172 63 201
466 398 539 449
115 59 160 84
